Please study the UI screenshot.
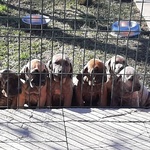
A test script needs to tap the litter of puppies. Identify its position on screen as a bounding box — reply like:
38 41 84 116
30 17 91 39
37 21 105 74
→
0 53 150 108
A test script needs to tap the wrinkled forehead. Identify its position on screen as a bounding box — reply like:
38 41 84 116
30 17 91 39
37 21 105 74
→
28 61 45 72
113 56 125 63
88 59 103 68
120 67 135 77
53 54 70 63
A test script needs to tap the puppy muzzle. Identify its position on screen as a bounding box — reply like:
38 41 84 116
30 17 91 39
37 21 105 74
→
29 74 47 88
83 75 103 86
53 75 67 84
30 78 46 88
114 64 125 74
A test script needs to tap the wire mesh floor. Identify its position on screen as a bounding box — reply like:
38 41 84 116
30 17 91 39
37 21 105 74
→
0 108 150 150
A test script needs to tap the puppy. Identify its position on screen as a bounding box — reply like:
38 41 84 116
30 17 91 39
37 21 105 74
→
18 59 49 108
0 69 22 108
105 55 126 81
73 58 107 107
137 83 150 107
105 55 127 105
46 53 73 107
109 66 141 107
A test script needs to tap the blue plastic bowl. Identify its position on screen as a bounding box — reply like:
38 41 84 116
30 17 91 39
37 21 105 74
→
22 14 50 26
111 21 141 37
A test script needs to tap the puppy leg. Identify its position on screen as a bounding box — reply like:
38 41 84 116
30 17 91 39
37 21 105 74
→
131 91 140 107
139 85 150 107
45 92 52 107
45 78 52 107
37 96 47 107
63 90 73 107
10 97 17 109
74 86 84 106
17 93 26 108
37 85 47 107
98 83 107 107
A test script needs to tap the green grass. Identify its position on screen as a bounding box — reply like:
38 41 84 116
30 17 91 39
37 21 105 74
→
0 4 7 13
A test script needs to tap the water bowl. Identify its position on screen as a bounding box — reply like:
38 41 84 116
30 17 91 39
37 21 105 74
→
111 21 141 38
22 14 50 28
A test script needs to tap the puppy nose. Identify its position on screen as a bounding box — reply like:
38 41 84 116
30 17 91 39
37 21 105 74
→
136 84 141 91
58 67 62 73
58 69 62 73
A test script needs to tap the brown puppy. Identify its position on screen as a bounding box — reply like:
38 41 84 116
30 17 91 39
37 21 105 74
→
105 55 127 105
18 59 49 108
46 53 73 107
73 58 107 107
137 83 150 107
0 69 22 108
109 66 141 107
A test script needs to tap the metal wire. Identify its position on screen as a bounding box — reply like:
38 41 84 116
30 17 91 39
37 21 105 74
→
0 0 149 108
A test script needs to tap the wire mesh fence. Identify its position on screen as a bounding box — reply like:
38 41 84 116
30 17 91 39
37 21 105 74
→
0 0 150 108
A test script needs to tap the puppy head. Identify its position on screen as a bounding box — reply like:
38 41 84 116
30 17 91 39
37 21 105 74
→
116 66 141 93
0 69 22 97
20 59 48 88
82 58 107 85
47 53 73 83
105 55 126 75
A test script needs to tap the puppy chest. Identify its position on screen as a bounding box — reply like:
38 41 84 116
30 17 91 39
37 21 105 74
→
50 85 65 106
51 82 71 96
25 93 40 103
80 85 101 102
51 88 65 101
0 94 16 107
81 84 102 95
24 87 46 104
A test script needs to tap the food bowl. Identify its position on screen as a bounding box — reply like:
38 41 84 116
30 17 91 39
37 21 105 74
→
22 14 50 28
111 21 141 38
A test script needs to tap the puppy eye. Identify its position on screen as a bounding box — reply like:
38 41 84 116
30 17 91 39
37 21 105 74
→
42 70 46 73
65 61 69 66
55 62 59 65
128 76 134 81
92 68 97 73
42 70 47 75
115 60 125 65
94 67 99 71
122 60 125 64
115 61 119 64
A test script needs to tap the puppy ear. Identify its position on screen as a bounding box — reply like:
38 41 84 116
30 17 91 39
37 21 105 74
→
69 63 73 78
44 65 49 77
45 65 48 71
81 65 88 74
76 74 83 82
127 75 134 81
20 65 28 80
46 60 52 73
105 59 111 73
